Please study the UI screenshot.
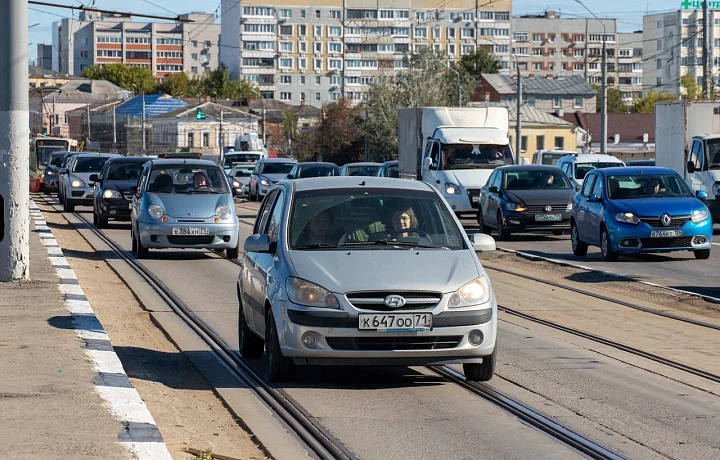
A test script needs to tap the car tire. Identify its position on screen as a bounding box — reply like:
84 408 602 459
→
97 214 108 229
600 227 619 262
131 226 138 254
571 222 588 256
227 242 240 259
477 209 491 235
249 185 257 202
694 248 711 259
464 347 496 382
43 186 50 195
135 228 149 259
266 312 295 382
238 289 264 358
92 210 98 226
496 211 511 241
254 187 260 203
63 198 74 213
552 229 564 236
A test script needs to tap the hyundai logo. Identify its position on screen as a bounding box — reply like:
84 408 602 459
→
544 205 552 212
660 213 672 227
384 295 406 308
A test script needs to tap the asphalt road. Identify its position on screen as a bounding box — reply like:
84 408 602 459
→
61 199 720 460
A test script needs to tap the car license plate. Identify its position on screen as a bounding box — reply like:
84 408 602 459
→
535 214 562 221
650 229 683 238
472 195 481 203
172 227 209 236
358 313 432 332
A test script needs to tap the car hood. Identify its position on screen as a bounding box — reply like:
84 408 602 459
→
446 169 493 188
147 193 232 218
505 189 574 205
105 180 138 193
69 172 96 183
610 197 704 216
288 249 481 294
260 173 288 184
232 177 251 186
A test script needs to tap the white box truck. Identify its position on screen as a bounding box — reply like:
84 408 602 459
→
398 107 515 216
656 101 720 222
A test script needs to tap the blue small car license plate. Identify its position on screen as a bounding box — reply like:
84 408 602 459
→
535 214 562 221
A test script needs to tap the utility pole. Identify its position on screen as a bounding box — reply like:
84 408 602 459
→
516 70 522 165
86 104 91 140
601 35 607 154
219 109 224 165
112 105 117 153
364 107 369 161
0 0 30 281
584 19 589 82
141 92 146 153
703 0 711 99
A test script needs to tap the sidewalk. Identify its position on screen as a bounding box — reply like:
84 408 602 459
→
0 202 170 459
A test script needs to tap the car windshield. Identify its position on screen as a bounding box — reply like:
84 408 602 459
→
707 139 720 169
105 162 145 181
442 143 514 170
289 188 465 250
261 162 295 174
72 156 111 173
147 165 229 194
386 164 400 178
504 169 572 190
233 166 254 177
539 153 566 165
298 165 340 178
224 154 261 167
347 165 381 176
607 174 693 200
49 153 66 167
575 162 621 179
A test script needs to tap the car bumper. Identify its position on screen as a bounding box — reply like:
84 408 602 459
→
444 193 476 214
503 211 571 232
232 187 246 198
43 178 59 191
66 188 94 206
100 198 132 221
607 219 713 253
275 297 497 365
138 221 239 249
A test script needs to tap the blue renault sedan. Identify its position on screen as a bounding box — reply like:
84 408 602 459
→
571 167 712 261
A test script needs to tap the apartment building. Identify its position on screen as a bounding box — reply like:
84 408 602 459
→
643 8 720 97
52 12 220 78
220 0 513 107
617 32 644 103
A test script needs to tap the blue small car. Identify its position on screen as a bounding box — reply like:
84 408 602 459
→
571 167 712 261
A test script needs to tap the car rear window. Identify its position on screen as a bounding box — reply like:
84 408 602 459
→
72 157 111 173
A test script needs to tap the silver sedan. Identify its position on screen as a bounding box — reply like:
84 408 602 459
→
238 177 498 382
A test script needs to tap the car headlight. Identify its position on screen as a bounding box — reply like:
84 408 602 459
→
566 203 573 211
216 205 232 220
448 276 491 308
148 204 164 219
260 178 270 186
505 202 527 212
232 180 241 188
713 183 720 196
445 183 461 195
70 178 85 188
46 170 56 176
286 277 339 308
103 189 122 199
692 209 709 223
614 212 639 224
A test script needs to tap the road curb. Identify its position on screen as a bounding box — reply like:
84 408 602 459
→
29 200 173 460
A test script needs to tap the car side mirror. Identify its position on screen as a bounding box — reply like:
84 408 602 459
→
587 194 601 203
696 190 708 201
488 186 499 194
423 156 432 171
471 233 496 252
687 161 696 174
128 186 138 195
244 234 276 254
287 174 294 179
89 174 100 183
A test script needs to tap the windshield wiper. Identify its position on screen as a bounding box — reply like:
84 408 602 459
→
342 239 446 249
294 243 340 249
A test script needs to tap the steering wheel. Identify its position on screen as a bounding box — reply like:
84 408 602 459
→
195 185 215 192
387 227 429 239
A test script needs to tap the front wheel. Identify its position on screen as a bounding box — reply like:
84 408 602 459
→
600 227 619 262
571 223 588 256
496 211 511 241
266 312 295 382
227 242 240 259
63 199 75 213
477 209 491 235
464 347 496 382
135 227 149 259
694 248 711 260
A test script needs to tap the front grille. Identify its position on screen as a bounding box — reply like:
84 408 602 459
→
345 291 442 312
176 219 206 223
524 204 568 213
639 215 691 228
327 336 462 351
167 235 214 245
71 191 85 197
466 189 481 209
639 237 693 249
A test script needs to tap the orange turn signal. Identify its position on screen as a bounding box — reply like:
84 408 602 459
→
214 217 220 223
162 216 168 222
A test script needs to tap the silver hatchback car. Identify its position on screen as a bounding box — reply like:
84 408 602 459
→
130 159 240 258
238 177 498 382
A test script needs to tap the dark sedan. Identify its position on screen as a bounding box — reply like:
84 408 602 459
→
376 160 399 178
91 156 151 228
286 161 340 179
478 165 575 240
42 151 73 194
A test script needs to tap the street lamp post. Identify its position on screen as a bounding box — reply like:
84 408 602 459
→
251 88 267 148
576 0 607 155
432 57 461 107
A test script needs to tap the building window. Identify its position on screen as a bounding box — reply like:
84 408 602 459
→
191 66 198 73
299 58 307 69
536 135 545 150
574 63 584 71
202 132 210 147
330 76 341 85
156 38 183 45
301 10 306 18
461 28 474 38
244 24 276 33
495 12 510 21
328 59 342 69
314 58 322 70
416 28 427 38
191 53 198 60
448 44 456 55
520 136 528 152
533 63 543 70
80 51 89 58
279 58 293 69
280 25 293 36
330 10 341 19
331 93 341 101
527 96 535 107
479 11 493 20
553 97 562 108
461 45 474 55
300 76 306 84
280 42 293 52
463 12 474 21
191 40 198 47
315 10 321 19
432 28 441 38
619 48 632 57
448 28 455 38
513 32 528 41
574 49 584 57
301 92 306 101
314 25 322 37
316 76 322 85
494 45 508 53
299 25 307 37
657 77 662 86
316 93 321 101
328 26 342 36
574 97 583 108
280 92 292 101
533 34 543 42
314 42 322 53
187 132 195 147
243 6 274 16
417 11 425 20
280 75 291 84
279 9 291 18
554 137 564 149
126 37 151 44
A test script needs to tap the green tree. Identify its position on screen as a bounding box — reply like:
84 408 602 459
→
591 84 628 113
456 47 500 78
202 63 257 99
633 90 679 113
155 72 190 97
680 73 701 100
82 63 155 93
309 99 364 165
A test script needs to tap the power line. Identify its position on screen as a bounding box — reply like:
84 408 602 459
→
28 1 192 22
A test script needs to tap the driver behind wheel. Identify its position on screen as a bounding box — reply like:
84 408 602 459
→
193 171 210 190
391 205 419 239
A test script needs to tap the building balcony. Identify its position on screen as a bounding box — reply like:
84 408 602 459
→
242 50 277 59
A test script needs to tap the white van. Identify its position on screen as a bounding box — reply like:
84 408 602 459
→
555 154 625 191
532 150 576 166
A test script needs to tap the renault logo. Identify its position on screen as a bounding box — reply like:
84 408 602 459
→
384 295 406 308
544 205 552 212
660 213 672 227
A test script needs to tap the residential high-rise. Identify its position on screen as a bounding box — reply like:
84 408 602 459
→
52 12 221 78
36 44 54 70
220 0 513 107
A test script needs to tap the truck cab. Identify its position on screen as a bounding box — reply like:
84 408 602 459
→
686 134 720 220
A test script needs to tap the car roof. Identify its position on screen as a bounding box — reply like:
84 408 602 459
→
148 159 219 167
261 157 296 163
597 166 676 176
558 154 623 163
297 162 338 167
230 162 257 167
500 164 561 172
106 156 152 163
345 162 382 167
71 152 120 158
289 176 432 192
382 160 399 165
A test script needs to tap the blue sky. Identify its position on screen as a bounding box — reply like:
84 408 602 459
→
28 0 688 62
